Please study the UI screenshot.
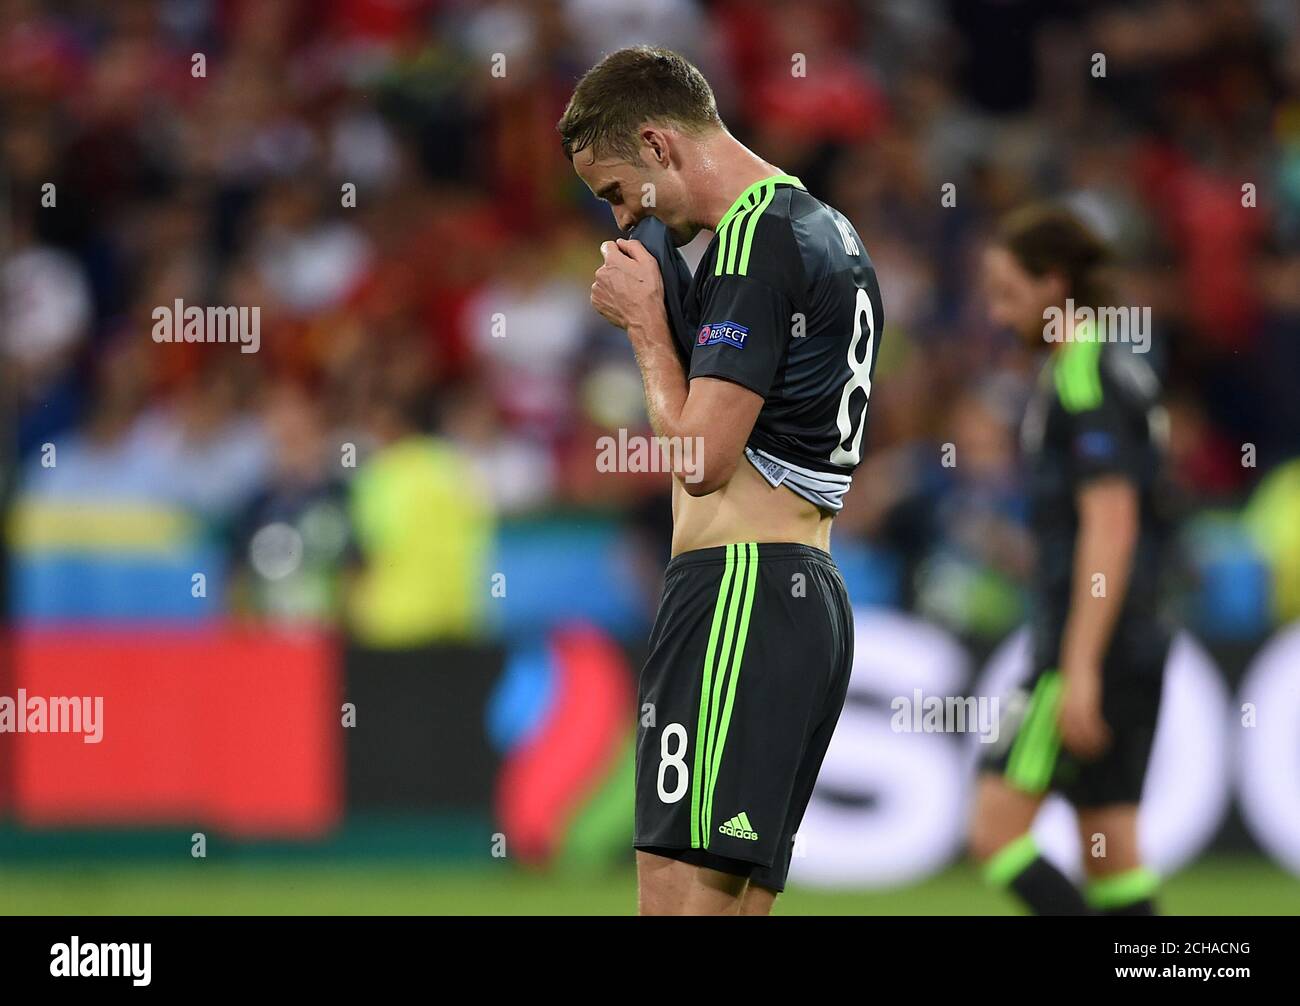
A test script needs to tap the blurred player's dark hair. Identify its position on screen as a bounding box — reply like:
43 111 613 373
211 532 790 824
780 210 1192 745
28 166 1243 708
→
996 203 1113 310
557 45 721 163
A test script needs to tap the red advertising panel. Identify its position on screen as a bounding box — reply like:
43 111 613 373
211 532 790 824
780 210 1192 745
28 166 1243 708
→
5 628 341 837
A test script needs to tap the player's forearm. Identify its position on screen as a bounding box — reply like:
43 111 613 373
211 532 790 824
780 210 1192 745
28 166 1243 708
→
626 315 749 494
626 313 722 493
1059 484 1138 674
627 314 689 440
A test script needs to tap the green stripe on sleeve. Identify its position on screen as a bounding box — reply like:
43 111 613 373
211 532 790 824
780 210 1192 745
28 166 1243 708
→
723 193 757 276
1054 337 1103 413
735 182 776 275
712 216 734 277
714 196 749 276
713 174 805 234
713 174 804 276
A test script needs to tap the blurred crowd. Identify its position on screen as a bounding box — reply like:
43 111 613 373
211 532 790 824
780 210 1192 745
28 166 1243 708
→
3 0 1300 643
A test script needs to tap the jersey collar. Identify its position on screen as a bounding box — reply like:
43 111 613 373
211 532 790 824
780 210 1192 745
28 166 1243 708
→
714 173 805 233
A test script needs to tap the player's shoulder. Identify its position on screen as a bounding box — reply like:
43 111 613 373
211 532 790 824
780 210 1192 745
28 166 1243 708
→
1052 339 1160 419
706 176 873 297
789 188 874 277
708 177 804 291
1100 341 1161 406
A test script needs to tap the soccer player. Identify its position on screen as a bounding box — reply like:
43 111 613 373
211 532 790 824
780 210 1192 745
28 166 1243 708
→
970 205 1171 916
557 46 884 915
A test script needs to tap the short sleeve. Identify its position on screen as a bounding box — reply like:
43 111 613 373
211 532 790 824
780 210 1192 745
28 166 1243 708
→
688 274 792 399
1064 396 1143 486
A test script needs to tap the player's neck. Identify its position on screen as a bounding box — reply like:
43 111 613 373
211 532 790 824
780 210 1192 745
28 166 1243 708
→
693 132 785 232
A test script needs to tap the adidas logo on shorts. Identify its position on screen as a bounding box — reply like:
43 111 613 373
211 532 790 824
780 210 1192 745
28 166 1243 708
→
718 812 759 841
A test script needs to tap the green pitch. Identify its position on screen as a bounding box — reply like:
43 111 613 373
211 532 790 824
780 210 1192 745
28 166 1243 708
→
1 858 1295 915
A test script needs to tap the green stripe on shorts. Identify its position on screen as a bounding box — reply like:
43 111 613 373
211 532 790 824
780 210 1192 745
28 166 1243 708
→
691 544 737 849
705 542 759 841
1006 670 1065 793
691 543 759 849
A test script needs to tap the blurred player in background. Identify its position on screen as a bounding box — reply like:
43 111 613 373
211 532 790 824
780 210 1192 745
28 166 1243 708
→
970 205 1173 916
557 46 884 915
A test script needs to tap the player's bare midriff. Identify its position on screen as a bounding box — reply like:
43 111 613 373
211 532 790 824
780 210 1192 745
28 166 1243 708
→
670 458 833 557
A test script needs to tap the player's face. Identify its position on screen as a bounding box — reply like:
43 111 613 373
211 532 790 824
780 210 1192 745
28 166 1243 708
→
572 146 695 245
981 245 1063 343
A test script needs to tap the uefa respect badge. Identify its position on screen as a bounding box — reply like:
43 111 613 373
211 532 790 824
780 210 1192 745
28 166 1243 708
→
696 320 749 349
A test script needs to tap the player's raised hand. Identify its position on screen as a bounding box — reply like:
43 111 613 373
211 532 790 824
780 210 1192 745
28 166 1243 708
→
590 238 664 330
